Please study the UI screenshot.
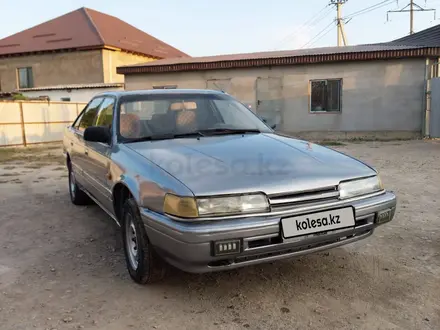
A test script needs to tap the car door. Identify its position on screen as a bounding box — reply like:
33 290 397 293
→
70 97 104 191
82 97 115 214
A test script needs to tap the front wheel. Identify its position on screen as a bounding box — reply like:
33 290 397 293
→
122 198 166 284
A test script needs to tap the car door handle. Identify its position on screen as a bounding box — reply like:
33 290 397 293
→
85 149 89 156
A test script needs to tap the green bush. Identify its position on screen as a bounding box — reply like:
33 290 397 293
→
12 94 28 100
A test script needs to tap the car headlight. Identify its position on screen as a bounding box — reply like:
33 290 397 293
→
197 194 269 216
163 193 269 218
338 175 384 199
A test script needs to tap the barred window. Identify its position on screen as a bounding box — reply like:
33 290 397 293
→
17 67 34 89
310 79 342 112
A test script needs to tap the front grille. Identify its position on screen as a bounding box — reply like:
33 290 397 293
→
269 186 340 211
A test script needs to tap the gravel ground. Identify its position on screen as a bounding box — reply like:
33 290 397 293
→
0 140 439 330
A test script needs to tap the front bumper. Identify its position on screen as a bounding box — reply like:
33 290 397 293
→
140 191 397 273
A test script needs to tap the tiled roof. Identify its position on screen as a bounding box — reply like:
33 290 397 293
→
118 23 440 74
18 82 124 92
0 7 188 59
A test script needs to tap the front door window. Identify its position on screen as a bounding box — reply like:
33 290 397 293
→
74 97 104 132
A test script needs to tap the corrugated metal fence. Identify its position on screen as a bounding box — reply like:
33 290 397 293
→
0 101 86 147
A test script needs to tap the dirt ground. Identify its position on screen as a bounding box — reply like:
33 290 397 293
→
0 140 439 330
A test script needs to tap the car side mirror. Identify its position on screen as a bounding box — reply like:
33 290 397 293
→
84 126 111 144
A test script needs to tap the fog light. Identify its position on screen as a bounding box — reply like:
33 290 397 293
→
377 209 392 224
213 240 241 256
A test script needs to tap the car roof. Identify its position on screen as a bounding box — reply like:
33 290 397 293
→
94 89 227 98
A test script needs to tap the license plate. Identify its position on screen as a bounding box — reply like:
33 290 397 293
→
281 207 355 238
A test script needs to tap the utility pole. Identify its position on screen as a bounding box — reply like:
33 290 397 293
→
330 0 348 46
388 1 436 35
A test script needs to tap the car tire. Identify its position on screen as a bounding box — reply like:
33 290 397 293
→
68 164 91 205
122 198 166 284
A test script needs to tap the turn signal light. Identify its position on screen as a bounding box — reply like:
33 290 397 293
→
163 194 198 218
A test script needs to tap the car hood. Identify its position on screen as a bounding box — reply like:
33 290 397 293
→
126 133 376 196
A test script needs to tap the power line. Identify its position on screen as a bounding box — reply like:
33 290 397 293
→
303 5 334 28
291 5 332 34
344 0 395 19
307 25 336 48
300 20 336 49
275 6 333 49
347 1 396 19
274 5 333 49
279 0 408 50
297 0 439 50
388 1 436 34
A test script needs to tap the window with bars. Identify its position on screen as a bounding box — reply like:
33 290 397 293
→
310 79 342 112
17 67 34 89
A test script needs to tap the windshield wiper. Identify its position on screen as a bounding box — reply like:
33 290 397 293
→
172 131 205 138
124 129 260 143
198 128 261 136
124 131 204 143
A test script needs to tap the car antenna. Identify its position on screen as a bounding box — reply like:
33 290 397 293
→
212 81 226 93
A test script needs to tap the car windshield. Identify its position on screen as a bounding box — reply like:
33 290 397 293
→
117 92 272 141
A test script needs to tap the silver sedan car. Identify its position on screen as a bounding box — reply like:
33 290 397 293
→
63 89 397 284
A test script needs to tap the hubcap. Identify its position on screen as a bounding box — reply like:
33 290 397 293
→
125 213 139 270
70 170 76 199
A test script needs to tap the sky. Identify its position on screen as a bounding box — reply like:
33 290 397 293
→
1 0 440 57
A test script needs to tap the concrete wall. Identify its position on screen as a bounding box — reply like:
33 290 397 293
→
124 59 427 138
102 50 154 83
0 101 85 146
21 86 124 103
0 51 103 92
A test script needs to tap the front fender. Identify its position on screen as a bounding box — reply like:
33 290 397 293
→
110 144 194 213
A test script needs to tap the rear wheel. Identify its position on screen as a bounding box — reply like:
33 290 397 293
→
68 163 91 205
122 198 166 284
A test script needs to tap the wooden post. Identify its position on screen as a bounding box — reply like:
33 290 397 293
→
18 102 27 147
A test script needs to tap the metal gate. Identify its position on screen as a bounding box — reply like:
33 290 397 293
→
430 77 440 138
256 77 283 129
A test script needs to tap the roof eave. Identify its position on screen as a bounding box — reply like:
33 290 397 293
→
18 82 124 92
0 45 105 58
101 45 163 59
117 47 440 75
0 44 162 59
